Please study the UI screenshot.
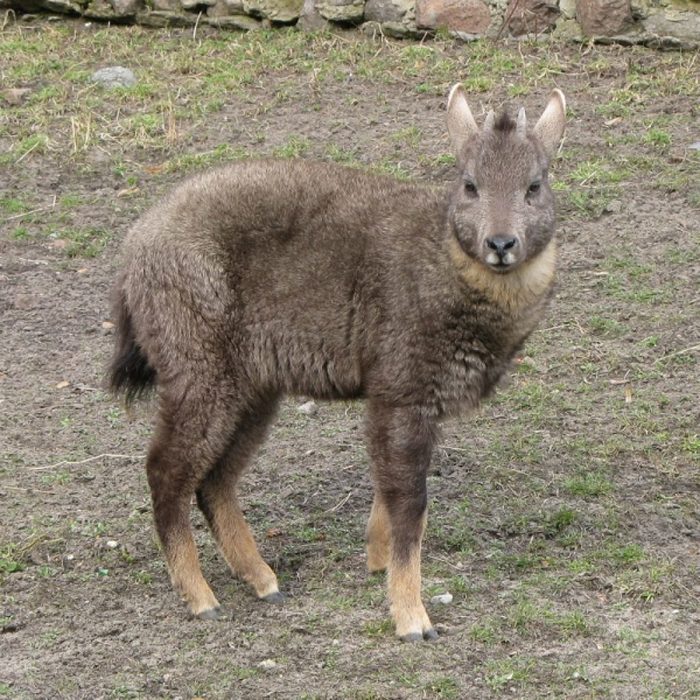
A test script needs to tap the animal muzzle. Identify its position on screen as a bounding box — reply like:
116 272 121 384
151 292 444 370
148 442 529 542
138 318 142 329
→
484 235 519 270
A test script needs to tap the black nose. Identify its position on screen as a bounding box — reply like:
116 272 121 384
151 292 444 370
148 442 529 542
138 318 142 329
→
486 236 518 259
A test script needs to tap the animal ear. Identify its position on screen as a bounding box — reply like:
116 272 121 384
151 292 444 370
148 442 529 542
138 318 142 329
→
533 89 567 159
447 83 479 157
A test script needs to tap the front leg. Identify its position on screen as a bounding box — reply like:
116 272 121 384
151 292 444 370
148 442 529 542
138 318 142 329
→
366 401 437 642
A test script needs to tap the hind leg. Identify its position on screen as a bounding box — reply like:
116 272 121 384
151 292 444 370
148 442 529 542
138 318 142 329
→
146 388 245 619
196 398 282 602
366 493 391 573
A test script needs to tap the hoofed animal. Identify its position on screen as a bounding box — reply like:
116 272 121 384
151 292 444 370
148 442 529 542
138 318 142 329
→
110 84 567 641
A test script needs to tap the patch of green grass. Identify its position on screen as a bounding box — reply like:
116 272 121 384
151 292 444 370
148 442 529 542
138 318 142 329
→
40 470 71 486
589 315 627 336
682 434 700 459
423 676 460 698
273 136 310 159
362 619 393 637
43 227 112 258
0 196 32 214
370 158 412 181
165 144 248 173
484 656 535 692
0 543 25 575
564 470 613 498
11 227 30 240
469 622 498 644
391 126 421 147
643 128 671 148
324 144 361 165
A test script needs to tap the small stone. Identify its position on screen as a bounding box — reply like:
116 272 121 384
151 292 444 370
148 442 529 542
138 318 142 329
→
298 400 318 416
430 592 453 605
105 539 119 549
1 88 32 106
90 66 137 89
257 658 277 670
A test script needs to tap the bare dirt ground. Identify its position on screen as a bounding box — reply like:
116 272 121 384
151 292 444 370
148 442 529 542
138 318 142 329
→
1 20 699 699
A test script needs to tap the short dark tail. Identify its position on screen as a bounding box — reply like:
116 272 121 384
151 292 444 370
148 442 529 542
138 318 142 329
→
108 285 157 405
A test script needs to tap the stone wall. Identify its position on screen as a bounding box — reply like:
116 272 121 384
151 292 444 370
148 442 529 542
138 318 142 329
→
2 0 698 49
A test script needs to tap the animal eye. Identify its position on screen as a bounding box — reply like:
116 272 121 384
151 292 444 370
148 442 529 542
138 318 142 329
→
464 179 478 196
528 181 541 195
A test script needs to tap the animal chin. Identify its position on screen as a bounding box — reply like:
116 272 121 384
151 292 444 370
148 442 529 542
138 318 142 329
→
484 251 518 273
487 260 516 273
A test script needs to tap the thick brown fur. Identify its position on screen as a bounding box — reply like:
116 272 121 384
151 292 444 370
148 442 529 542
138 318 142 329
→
109 87 567 641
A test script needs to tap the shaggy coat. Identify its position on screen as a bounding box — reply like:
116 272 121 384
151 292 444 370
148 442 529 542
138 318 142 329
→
110 85 567 641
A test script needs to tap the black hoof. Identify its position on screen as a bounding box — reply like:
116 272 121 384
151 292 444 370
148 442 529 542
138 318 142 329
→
197 606 223 620
262 591 285 605
399 632 423 643
424 628 439 641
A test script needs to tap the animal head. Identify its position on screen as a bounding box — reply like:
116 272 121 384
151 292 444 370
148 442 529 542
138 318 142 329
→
446 85 567 274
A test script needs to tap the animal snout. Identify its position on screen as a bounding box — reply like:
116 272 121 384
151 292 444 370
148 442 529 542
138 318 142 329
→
486 236 518 257
485 236 518 265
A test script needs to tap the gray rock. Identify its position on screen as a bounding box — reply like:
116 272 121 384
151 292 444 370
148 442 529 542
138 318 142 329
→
205 12 261 27
243 0 303 22
206 0 244 11
90 66 137 88
298 0 333 29
84 0 142 17
136 9 197 24
317 0 364 22
43 0 82 13
112 0 142 13
364 0 412 23
151 0 180 10
643 10 700 48
505 0 559 36
559 0 575 19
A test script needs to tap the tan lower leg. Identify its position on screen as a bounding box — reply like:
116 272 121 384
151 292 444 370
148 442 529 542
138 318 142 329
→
166 531 220 616
387 514 433 638
209 493 279 598
366 495 391 572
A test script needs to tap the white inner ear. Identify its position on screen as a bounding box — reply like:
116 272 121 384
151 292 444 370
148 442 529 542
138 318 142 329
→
534 89 567 159
447 84 479 155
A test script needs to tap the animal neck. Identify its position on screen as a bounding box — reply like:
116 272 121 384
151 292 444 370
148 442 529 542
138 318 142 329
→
448 237 557 315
